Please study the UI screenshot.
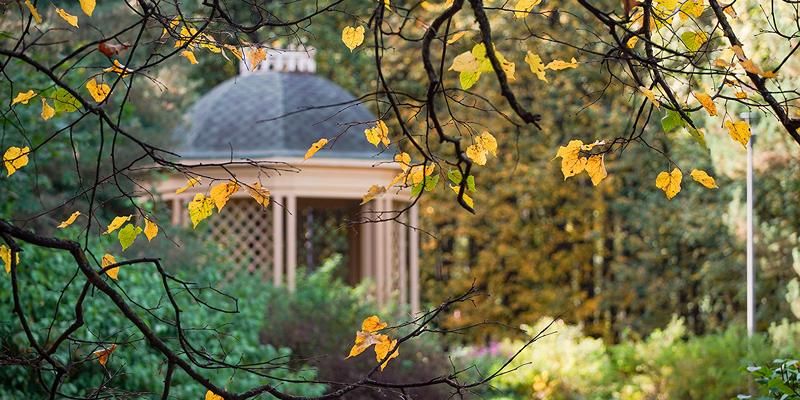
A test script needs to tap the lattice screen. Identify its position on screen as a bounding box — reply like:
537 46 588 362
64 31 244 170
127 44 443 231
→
207 198 273 279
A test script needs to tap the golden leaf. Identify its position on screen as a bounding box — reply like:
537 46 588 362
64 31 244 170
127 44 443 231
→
585 154 608 186
181 50 199 64
524 51 547 82
655 168 682 199
679 0 705 21
248 47 267 70
56 8 79 27
347 331 385 358
342 25 365 51
3 146 30 176
374 337 399 371
86 79 110 103
544 58 578 70
41 98 55 120
188 194 214 228
693 91 717 116
12 90 37 105
93 344 116 366
735 91 748 99
724 119 751 147
555 140 586 179
361 185 386 205
104 60 133 76
209 181 240 211
305 138 328 160
102 253 118 280
447 31 467 44
690 169 718 189
205 391 224 400
449 185 475 208
80 0 96 16
365 120 390 147
362 315 388 332
103 215 132 235
639 86 661 109
247 182 270 208
1 245 20 274
513 0 542 18
143 218 158 241
409 164 436 185
57 211 81 229
394 152 411 171
23 0 42 24
627 36 639 48
175 177 201 194
465 131 497 166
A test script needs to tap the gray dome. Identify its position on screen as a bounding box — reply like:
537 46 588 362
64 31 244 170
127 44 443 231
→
175 72 384 160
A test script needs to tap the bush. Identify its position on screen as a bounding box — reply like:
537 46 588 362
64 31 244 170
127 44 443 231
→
455 317 800 400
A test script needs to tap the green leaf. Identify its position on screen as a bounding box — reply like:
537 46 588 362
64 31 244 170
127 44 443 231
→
466 175 476 192
118 223 143 251
460 71 481 90
53 88 81 113
447 169 462 185
424 175 440 192
686 126 709 152
411 182 424 197
661 110 683 133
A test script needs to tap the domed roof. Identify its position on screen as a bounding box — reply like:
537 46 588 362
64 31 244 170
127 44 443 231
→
175 72 383 160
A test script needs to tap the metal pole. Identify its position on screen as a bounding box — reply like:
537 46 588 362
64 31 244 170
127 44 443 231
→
743 111 756 337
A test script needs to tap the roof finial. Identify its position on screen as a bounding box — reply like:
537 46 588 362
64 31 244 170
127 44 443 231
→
240 45 317 75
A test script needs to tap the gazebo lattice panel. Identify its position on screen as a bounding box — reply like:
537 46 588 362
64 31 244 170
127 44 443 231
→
207 198 273 279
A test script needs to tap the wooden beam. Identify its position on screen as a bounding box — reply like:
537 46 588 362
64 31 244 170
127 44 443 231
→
398 204 408 308
409 204 420 314
272 194 284 286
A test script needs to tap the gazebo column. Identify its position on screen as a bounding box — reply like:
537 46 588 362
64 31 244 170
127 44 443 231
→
398 204 408 307
359 202 375 299
272 193 284 286
409 203 420 314
286 194 298 291
375 199 388 306
381 198 394 305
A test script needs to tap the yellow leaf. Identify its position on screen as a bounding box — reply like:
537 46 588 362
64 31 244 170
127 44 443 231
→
104 60 133 76
247 47 267 70
12 90 37 105
41 98 55 120
409 164 436 185
347 331 384 358
690 169 718 189
1 244 20 274
466 131 497 166
395 152 411 171
524 51 547 82
175 177 201 194
513 0 542 18
55 8 79 28
655 168 682 199
447 31 467 44
361 185 386 205
86 79 110 103
342 25 365 51
80 0 96 16
544 57 578 70
735 91 748 99
93 344 116 366
639 86 661 109
305 138 328 160
693 91 717 116
23 0 42 24
205 391 224 400
365 120 390 147
57 211 81 228
209 181 240 211
374 337 399 371
144 218 158 241
103 215 132 235
102 253 118 280
362 315 388 332
188 194 214 228
3 146 30 176
449 185 475 208
679 0 705 21
724 119 751 147
585 154 608 186
181 50 199 64
555 140 586 179
247 182 270 208
627 36 639 48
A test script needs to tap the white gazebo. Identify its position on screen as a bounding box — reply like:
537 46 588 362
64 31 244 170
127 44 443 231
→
152 48 420 312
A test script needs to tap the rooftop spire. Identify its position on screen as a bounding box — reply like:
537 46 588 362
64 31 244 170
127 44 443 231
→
239 45 316 75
